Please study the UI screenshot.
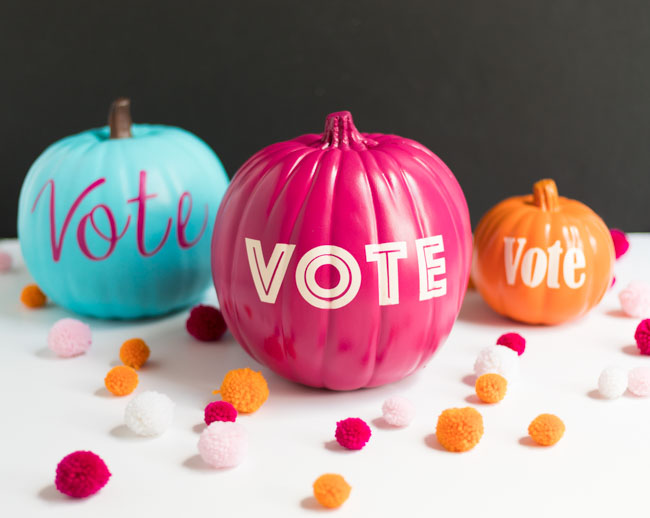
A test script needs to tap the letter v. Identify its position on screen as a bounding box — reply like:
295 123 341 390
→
503 237 527 286
245 238 296 303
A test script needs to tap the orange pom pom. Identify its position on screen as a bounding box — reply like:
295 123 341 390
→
528 414 565 446
104 366 138 396
436 407 484 452
475 373 507 404
213 367 269 414
20 284 47 308
119 338 150 370
313 474 351 508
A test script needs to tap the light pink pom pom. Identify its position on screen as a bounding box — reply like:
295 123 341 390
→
0 251 12 272
198 422 247 468
628 366 650 397
619 282 650 318
382 396 416 427
47 318 92 357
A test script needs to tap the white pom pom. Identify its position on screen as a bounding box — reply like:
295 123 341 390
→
124 391 174 436
598 367 628 399
381 396 416 427
474 345 519 380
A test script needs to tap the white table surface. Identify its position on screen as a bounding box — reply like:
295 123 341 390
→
1 235 649 517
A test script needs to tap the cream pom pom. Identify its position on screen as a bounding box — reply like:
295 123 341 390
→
598 367 628 399
381 396 416 427
198 422 248 468
124 391 174 436
474 345 519 380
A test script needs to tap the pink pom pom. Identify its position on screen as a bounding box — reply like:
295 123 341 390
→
610 276 616 289
198 422 248 468
610 229 630 259
635 319 650 355
204 401 237 425
55 451 111 498
496 332 526 356
0 250 12 272
628 366 650 396
186 304 227 341
47 318 92 357
382 396 416 427
619 282 650 318
335 417 371 450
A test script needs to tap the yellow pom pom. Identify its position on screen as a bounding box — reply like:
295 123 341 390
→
105 366 138 396
213 367 269 413
119 338 150 369
313 474 351 508
475 373 507 403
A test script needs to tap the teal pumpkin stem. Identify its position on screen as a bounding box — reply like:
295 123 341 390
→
108 98 132 139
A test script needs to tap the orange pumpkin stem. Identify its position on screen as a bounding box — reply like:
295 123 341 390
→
108 98 132 139
532 179 559 211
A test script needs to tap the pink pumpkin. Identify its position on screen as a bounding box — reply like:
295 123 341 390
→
212 111 471 390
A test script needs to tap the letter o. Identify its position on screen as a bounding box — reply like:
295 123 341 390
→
520 247 548 288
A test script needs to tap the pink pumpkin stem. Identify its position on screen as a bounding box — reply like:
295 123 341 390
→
321 111 372 151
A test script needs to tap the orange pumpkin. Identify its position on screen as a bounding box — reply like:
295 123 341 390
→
472 179 614 325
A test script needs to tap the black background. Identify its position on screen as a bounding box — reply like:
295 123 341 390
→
2 0 649 238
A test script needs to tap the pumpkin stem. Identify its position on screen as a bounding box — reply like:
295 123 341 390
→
108 98 133 139
321 111 372 151
532 179 560 211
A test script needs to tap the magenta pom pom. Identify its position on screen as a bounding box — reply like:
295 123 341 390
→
610 229 630 259
635 319 650 355
55 451 111 498
619 282 650 318
0 250 12 272
335 417 371 450
611 276 616 289
628 366 650 396
204 400 238 425
186 304 227 342
47 318 92 357
496 332 526 356
198 422 248 468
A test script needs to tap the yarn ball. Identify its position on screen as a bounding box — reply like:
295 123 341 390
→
124 391 174 436
47 318 92 358
611 276 616 289
475 373 508 404
619 282 650 318
436 407 484 452
528 414 565 446
119 338 150 369
213 367 269 413
628 366 650 396
104 365 138 396
204 400 238 425
597 367 628 399
381 396 416 427
20 283 46 308
610 228 630 259
313 474 352 509
634 319 650 355
335 417 372 450
0 250 12 272
496 332 526 356
186 304 227 341
197 421 248 468
474 345 519 380
55 450 111 498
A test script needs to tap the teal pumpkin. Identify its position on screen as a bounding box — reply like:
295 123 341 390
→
17 98 229 319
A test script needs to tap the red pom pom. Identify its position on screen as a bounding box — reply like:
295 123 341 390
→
55 451 111 498
204 400 238 425
335 417 371 450
610 229 630 259
186 305 227 341
496 332 526 356
635 319 650 355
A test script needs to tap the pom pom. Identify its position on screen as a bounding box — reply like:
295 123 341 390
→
496 332 526 356
335 417 372 450
204 400 237 425
119 338 150 369
313 474 351 509
104 366 138 396
610 228 629 259
381 396 415 427
436 407 484 452
55 450 111 498
197 422 248 468
186 304 227 341
597 367 628 399
475 373 508 403
628 366 650 396
0 250 12 272
124 391 174 436
47 318 92 358
20 283 46 308
213 367 269 413
528 414 565 446
474 345 519 380
634 319 650 355
619 282 650 318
